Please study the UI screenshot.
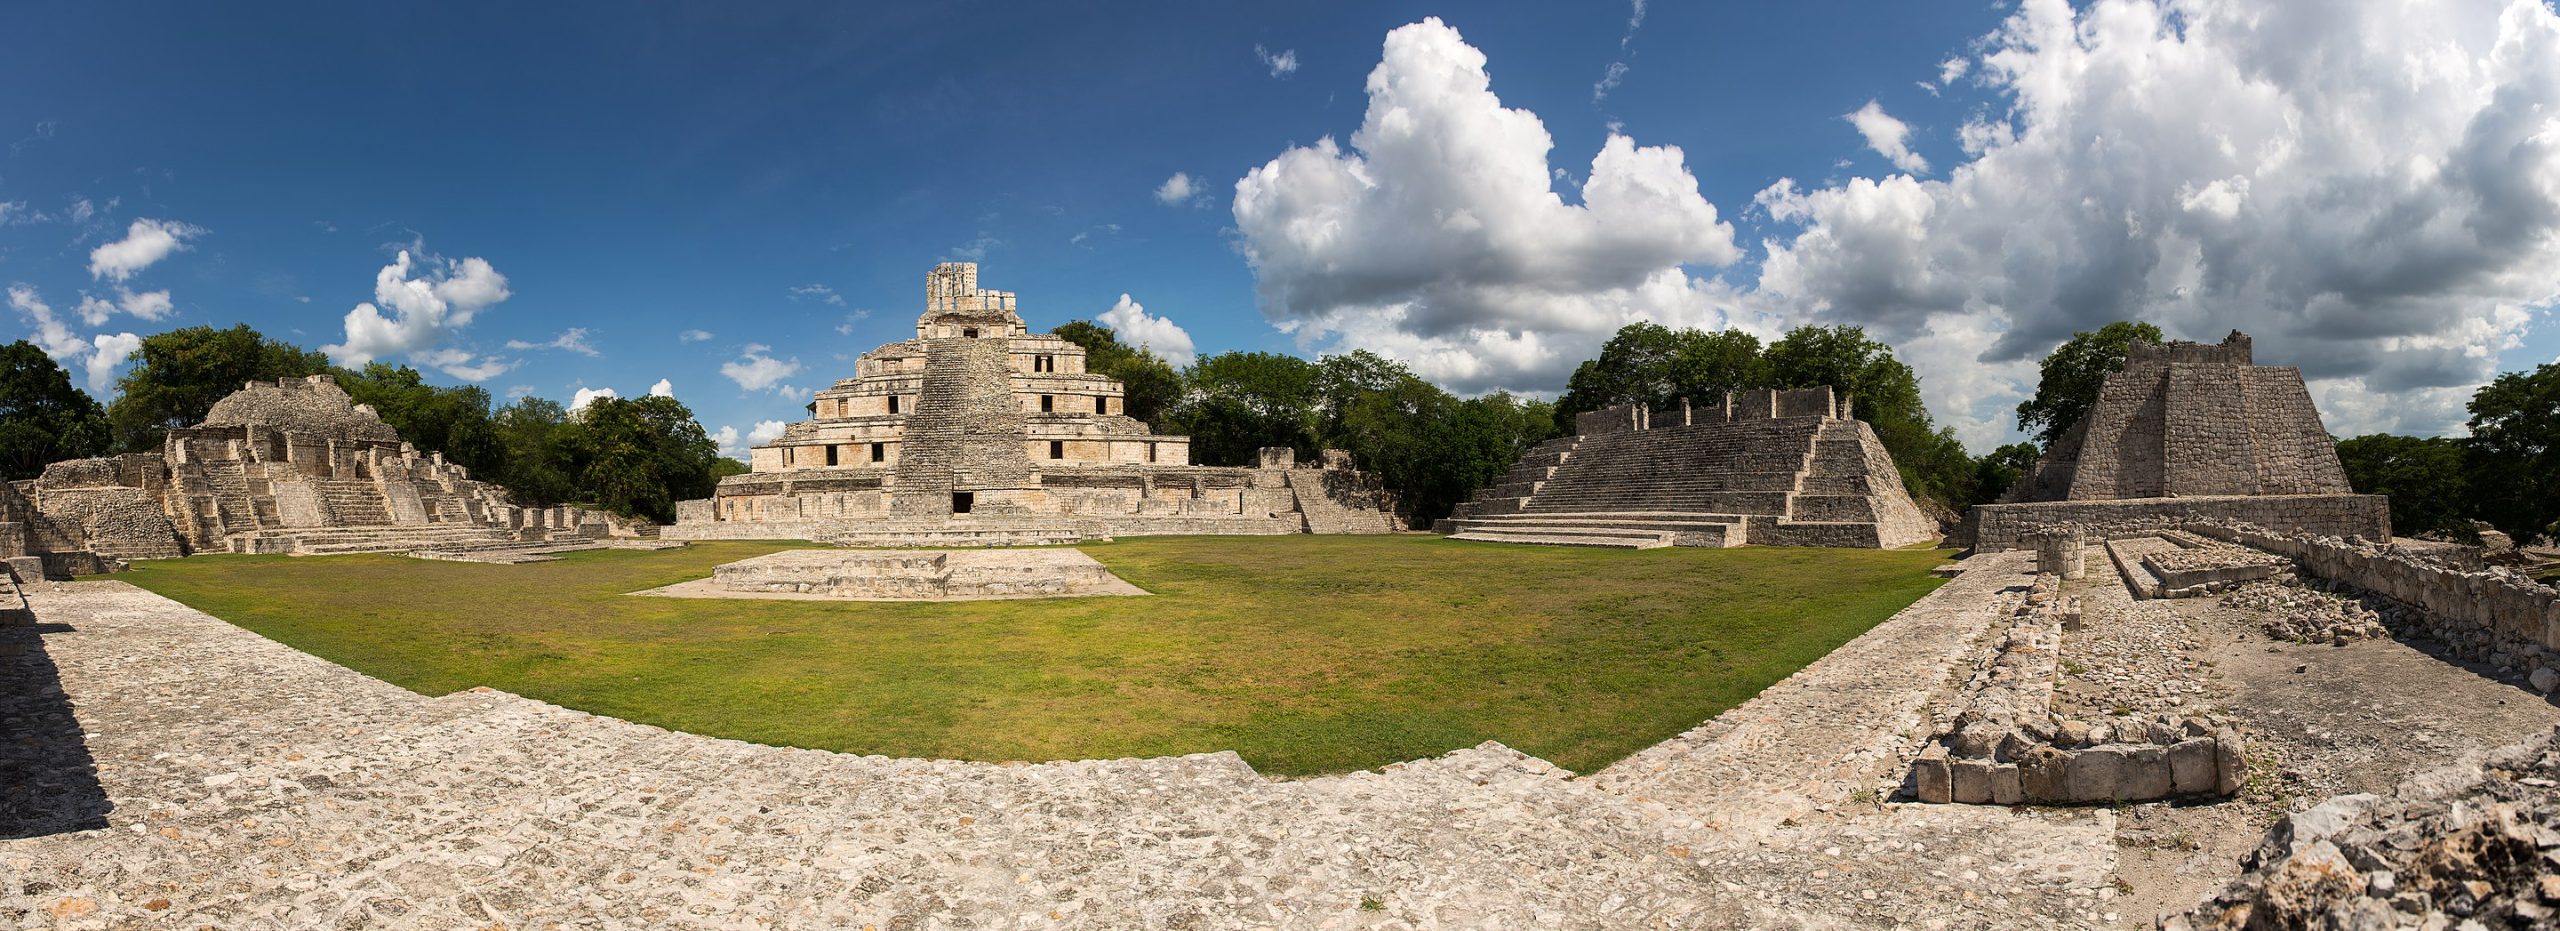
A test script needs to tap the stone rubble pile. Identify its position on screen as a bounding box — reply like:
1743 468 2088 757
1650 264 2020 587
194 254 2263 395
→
2220 579 2393 646
2165 725 2560 930
1914 574 2245 805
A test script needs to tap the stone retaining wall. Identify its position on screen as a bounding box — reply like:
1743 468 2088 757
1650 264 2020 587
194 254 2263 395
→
1912 573 2246 805
1967 493 2388 552
2187 522 2560 653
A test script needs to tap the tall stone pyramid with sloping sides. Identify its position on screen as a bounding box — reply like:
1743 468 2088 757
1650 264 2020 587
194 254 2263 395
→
1436 386 1939 549
1968 331 2388 551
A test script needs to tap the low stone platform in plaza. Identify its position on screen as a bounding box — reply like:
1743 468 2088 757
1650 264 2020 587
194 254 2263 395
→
640 547 1144 601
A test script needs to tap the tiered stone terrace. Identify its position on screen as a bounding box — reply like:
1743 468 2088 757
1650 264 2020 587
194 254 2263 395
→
670 263 1398 544
1439 387 1938 549
7 375 645 568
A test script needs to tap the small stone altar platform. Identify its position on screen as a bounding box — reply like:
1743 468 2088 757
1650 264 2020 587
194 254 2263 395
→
638 548 1144 601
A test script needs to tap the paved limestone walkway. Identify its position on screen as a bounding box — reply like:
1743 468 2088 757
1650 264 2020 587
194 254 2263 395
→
1 553 2118 930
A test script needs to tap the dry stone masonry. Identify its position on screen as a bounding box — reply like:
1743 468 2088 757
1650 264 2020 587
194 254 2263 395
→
1912 573 2247 806
9 375 645 568
666 263 1397 546
1436 386 1939 549
1969 332 2389 551
2166 725 2560 930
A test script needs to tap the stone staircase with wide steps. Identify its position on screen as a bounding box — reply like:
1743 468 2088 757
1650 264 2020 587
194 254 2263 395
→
1441 413 1939 549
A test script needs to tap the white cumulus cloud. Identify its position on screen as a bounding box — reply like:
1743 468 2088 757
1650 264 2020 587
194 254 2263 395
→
1756 0 2560 441
87 218 203 282
1844 100 1929 174
1154 172 1201 206
570 386 617 412
748 419 788 445
1098 293 1198 367
649 377 674 398
73 287 174 326
7 285 140 392
1232 17 1748 395
324 249 515 380
721 344 802 392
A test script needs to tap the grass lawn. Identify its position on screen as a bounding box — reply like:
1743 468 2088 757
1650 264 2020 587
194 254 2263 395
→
117 535 1950 776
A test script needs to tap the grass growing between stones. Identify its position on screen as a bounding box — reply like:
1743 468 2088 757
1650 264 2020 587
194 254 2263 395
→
117 535 1949 776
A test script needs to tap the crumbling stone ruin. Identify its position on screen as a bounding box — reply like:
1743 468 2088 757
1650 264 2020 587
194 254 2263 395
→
2166 725 2560 930
14 374 641 566
665 263 1399 545
1435 386 1938 548
1968 332 2389 551
1912 572 2247 805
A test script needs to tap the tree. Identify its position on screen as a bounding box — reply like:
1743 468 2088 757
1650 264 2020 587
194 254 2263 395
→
335 363 503 476
1970 442 2042 506
1053 320 1182 429
492 397 577 506
560 395 723 523
107 325 328 452
1166 351 1321 466
1555 324 1767 430
2015 321 2164 448
2464 362 2560 541
0 341 112 480
2334 434 2474 539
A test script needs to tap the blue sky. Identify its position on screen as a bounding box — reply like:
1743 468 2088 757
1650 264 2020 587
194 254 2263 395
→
4 0 2556 456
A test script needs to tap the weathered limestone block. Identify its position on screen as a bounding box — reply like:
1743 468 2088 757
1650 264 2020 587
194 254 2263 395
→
1913 745 1952 804
2170 738 2218 795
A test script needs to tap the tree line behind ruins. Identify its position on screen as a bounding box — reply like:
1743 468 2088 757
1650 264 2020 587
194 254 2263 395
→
0 318 2552 539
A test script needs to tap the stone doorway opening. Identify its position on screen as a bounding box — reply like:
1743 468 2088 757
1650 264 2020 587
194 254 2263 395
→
952 491 974 514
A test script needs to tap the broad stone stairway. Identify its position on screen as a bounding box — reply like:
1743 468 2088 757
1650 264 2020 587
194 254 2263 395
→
1444 414 1938 549
1 555 2121 929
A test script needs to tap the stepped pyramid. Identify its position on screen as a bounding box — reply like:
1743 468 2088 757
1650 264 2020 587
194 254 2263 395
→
1968 331 2388 551
670 262 1401 544
1437 387 1939 549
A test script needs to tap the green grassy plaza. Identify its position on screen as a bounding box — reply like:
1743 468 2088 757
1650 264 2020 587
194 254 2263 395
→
120 536 1950 776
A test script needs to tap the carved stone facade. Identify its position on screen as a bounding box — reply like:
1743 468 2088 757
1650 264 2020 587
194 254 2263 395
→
1969 332 2389 551
667 263 1398 544
1435 386 1940 549
9 374 637 566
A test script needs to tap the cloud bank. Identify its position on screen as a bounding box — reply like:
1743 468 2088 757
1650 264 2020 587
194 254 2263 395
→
1098 293 1197 366
324 250 517 381
1234 17 1751 396
1237 3 2560 446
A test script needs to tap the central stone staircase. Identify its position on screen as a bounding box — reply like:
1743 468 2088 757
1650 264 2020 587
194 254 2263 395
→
1439 405 1938 549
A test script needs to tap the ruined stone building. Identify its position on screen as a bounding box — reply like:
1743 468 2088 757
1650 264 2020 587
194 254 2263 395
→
1967 331 2388 551
666 263 1397 545
3 374 632 571
1435 386 1939 549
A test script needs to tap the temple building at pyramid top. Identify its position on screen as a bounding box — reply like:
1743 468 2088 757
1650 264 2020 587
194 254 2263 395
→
666 262 1398 545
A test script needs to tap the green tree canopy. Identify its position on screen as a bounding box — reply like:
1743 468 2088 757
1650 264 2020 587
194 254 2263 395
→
561 395 724 523
1969 442 2042 507
1053 320 1182 429
1555 324 1767 428
2334 433 2475 539
2015 321 2164 448
0 341 112 480
335 363 503 476
2465 361 2560 540
492 396 576 506
107 324 328 452
1167 351 1322 466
